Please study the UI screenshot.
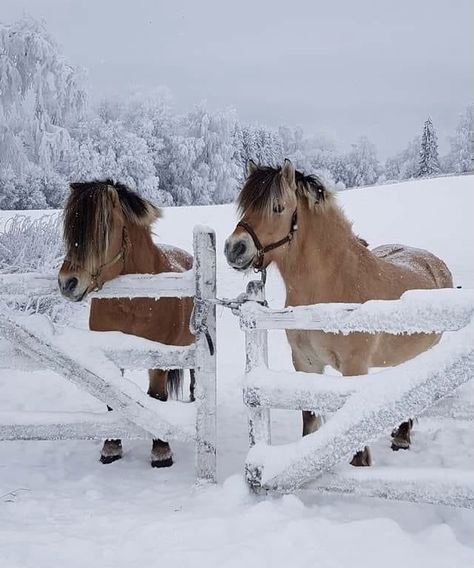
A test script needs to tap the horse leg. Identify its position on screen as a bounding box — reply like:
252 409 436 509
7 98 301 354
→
100 369 125 464
290 348 325 437
303 411 323 436
391 418 414 451
340 358 372 467
189 369 196 402
148 369 173 468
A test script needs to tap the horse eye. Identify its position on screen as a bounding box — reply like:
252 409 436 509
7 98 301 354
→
273 203 285 214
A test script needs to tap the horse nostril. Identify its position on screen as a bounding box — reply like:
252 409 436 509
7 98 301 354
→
64 277 78 292
233 241 247 258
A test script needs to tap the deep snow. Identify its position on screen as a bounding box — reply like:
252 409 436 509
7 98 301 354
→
0 175 473 568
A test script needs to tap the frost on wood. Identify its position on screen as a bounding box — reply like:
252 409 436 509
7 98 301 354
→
244 367 356 413
192 226 217 482
91 271 195 299
246 318 474 492
0 411 150 441
0 270 195 300
305 467 474 509
240 288 474 334
0 310 196 442
0 272 58 297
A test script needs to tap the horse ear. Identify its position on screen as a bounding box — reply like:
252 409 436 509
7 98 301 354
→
247 159 258 176
281 159 295 187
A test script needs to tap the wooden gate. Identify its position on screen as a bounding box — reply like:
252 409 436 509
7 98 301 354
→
240 280 474 508
0 227 217 482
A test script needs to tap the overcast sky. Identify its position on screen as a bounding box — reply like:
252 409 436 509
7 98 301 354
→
2 0 473 157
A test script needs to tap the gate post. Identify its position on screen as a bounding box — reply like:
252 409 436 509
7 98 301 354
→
193 227 217 482
244 279 270 490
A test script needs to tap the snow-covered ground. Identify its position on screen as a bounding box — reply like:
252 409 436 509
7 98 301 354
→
1 176 473 568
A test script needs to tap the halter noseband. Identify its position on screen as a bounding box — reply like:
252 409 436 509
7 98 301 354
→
237 209 298 270
66 226 129 292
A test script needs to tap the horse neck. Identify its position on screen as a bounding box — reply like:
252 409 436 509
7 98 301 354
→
276 201 375 304
122 223 161 274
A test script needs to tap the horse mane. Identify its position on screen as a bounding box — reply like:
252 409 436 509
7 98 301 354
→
237 164 330 216
63 180 160 269
237 164 369 246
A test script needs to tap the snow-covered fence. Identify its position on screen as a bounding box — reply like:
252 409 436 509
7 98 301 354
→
239 282 474 507
0 226 217 482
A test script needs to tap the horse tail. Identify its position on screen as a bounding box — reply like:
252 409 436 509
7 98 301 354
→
167 369 183 400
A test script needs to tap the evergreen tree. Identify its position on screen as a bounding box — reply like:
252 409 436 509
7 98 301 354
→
448 103 474 173
417 117 440 177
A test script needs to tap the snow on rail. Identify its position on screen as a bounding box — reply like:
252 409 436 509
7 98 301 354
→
0 272 57 297
0 410 149 441
244 367 356 413
304 467 474 509
240 288 474 334
91 271 194 299
0 310 197 442
247 318 474 491
0 270 195 300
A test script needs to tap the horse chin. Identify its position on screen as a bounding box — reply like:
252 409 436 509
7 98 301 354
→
62 288 88 303
229 257 255 273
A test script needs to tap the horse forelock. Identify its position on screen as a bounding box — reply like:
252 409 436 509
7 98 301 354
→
63 180 161 269
237 165 330 216
237 166 285 216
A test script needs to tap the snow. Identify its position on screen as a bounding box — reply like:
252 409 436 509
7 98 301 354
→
0 175 473 567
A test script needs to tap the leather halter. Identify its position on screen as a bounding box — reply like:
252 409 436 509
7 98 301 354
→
66 226 129 292
237 209 298 270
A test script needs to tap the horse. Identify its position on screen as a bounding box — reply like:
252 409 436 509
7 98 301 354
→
224 159 453 466
58 180 194 468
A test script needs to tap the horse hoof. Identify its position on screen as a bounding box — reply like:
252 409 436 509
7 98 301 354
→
391 438 410 451
350 446 372 467
151 456 173 468
100 454 122 464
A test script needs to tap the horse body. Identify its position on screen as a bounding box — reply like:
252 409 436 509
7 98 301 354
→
225 160 453 461
58 181 194 467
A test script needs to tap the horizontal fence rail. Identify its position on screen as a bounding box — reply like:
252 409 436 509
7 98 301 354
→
305 467 474 509
0 410 151 441
0 270 195 300
240 289 474 334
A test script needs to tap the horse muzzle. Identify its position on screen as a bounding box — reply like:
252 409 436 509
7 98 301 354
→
58 275 89 302
224 235 256 271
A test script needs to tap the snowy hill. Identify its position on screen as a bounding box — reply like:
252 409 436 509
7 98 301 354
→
0 175 473 568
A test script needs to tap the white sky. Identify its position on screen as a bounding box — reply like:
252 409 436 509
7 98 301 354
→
2 0 473 158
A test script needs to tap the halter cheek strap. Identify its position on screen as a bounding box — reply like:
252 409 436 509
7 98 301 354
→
65 226 129 292
237 209 298 270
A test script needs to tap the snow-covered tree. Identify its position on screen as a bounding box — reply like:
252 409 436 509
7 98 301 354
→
337 137 381 188
0 17 85 208
417 117 440 177
385 136 421 181
447 103 474 173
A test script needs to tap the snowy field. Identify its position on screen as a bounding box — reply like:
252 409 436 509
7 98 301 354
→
0 175 473 568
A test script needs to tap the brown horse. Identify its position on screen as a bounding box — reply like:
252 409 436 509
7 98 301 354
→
225 159 453 465
58 180 194 467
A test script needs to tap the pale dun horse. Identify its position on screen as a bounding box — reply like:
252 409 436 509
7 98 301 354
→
58 181 194 468
225 160 453 466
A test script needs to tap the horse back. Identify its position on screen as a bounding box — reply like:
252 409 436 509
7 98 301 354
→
372 243 453 291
